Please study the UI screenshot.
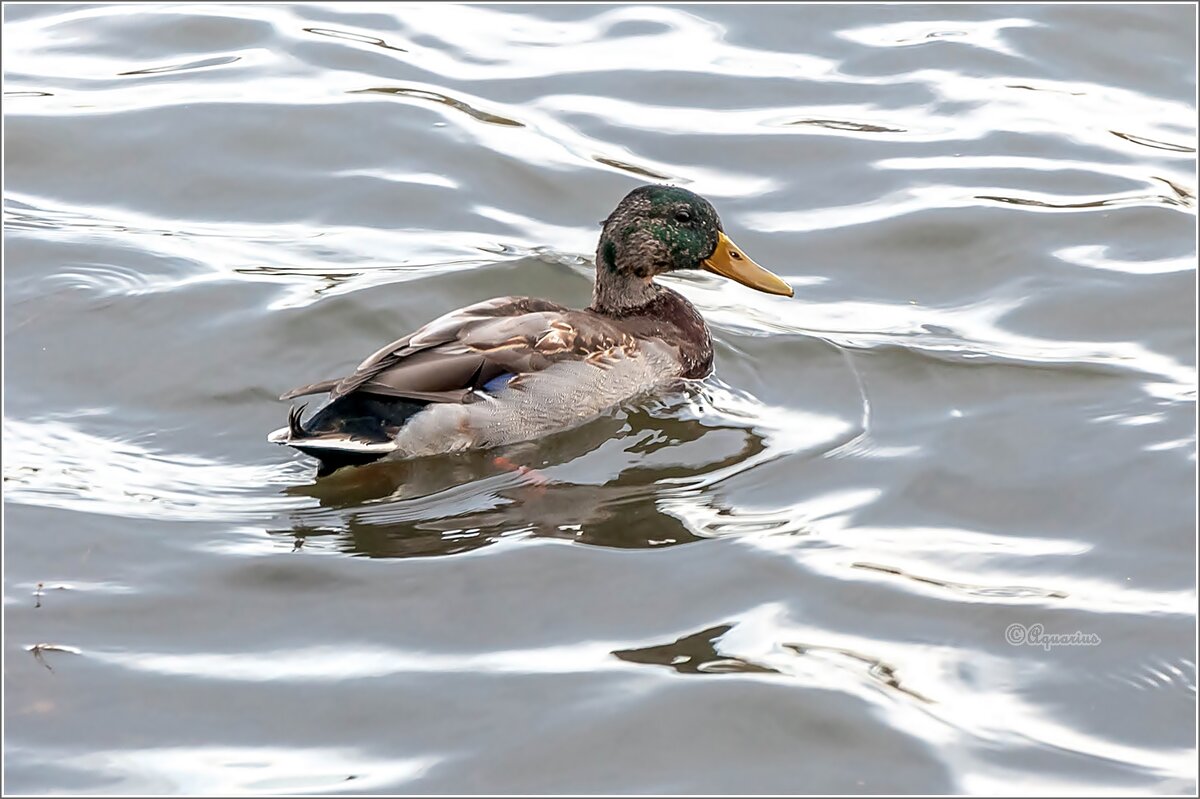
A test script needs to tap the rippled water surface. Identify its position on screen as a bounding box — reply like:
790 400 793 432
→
4 3 1197 794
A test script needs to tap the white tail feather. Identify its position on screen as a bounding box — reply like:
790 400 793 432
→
266 426 397 453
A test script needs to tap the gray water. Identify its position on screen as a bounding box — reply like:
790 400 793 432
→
3 3 1196 794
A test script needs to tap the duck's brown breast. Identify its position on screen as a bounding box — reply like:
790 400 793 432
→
611 288 713 380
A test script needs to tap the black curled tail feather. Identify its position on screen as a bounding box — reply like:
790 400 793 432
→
287 403 308 439
278 395 428 477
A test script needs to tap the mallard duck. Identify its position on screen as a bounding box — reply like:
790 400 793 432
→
269 184 793 475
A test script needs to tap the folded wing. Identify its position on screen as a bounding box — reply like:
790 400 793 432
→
279 296 638 405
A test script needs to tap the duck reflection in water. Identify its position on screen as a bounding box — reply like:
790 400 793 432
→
273 397 770 559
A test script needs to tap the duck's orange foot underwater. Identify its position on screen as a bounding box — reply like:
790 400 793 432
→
492 455 551 489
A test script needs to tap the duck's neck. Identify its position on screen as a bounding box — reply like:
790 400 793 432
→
589 268 664 316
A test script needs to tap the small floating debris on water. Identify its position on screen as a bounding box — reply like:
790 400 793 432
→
26 643 82 672
34 582 76 608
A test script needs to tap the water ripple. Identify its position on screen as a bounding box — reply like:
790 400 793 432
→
118 55 242 77
12 745 438 795
303 26 408 53
3 417 304 522
784 117 908 134
350 86 524 126
1110 130 1197 154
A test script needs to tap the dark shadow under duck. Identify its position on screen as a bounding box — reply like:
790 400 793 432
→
269 184 793 476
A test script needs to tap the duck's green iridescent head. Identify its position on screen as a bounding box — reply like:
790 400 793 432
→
596 184 793 300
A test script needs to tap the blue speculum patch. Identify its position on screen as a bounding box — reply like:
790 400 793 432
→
482 372 516 393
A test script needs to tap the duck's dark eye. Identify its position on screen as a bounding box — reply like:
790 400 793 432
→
674 209 692 223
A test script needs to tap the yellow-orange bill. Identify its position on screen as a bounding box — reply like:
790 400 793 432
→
701 232 793 297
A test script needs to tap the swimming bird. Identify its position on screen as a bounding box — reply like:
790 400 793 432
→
269 184 793 476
